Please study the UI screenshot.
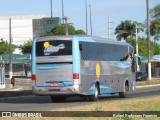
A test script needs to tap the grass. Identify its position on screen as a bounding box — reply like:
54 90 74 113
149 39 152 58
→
136 79 160 86
52 96 160 111
1 95 159 120
50 96 160 119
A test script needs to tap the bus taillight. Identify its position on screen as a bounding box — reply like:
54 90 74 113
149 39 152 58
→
31 75 36 81
73 73 79 79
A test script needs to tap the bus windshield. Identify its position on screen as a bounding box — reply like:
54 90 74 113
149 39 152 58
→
36 40 72 56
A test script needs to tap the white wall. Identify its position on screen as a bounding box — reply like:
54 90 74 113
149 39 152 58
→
0 15 47 46
0 19 32 46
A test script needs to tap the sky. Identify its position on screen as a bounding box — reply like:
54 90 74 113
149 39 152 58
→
0 0 159 39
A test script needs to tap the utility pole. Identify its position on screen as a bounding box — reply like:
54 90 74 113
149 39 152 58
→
89 5 92 35
9 18 13 80
107 16 113 38
146 0 151 80
85 0 88 35
50 0 53 18
62 0 64 24
108 16 110 38
135 24 139 71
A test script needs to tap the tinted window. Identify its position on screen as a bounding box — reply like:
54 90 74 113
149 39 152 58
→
80 41 130 61
36 40 72 56
80 42 98 60
97 43 128 61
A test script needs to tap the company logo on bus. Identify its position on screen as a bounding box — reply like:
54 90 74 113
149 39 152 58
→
96 63 101 79
43 42 65 55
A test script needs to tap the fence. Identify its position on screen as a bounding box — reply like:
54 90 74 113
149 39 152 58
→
5 63 31 77
0 61 5 89
140 62 160 78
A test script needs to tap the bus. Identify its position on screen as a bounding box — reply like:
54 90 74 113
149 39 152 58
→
31 35 136 102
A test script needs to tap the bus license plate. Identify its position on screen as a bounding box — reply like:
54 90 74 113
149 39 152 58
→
50 83 58 86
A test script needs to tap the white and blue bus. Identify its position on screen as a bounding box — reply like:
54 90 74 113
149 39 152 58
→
31 36 136 102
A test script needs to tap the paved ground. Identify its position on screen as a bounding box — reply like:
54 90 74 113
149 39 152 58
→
1 77 32 91
1 77 160 91
0 77 160 97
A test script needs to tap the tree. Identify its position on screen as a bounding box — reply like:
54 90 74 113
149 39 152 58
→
115 20 143 41
150 19 160 40
126 37 160 56
150 4 160 19
0 39 10 54
150 4 160 40
20 41 32 54
75 29 86 35
45 25 85 36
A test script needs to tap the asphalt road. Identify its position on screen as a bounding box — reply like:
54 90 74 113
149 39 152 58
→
0 86 159 111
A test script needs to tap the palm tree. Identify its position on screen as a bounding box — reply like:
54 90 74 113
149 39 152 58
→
115 20 143 41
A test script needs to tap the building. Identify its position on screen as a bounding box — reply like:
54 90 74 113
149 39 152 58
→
0 15 61 46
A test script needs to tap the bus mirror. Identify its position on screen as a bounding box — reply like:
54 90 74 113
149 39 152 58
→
132 57 136 72
138 57 141 65
79 44 82 51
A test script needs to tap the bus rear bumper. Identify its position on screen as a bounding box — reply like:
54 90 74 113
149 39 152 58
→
34 91 83 96
32 86 84 96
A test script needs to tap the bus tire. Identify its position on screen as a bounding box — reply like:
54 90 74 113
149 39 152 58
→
50 96 66 103
89 85 99 101
119 84 128 98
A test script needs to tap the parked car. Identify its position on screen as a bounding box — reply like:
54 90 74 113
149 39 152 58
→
136 71 147 81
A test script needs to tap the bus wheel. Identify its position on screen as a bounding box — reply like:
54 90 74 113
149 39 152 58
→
89 85 99 101
50 96 66 103
119 84 128 98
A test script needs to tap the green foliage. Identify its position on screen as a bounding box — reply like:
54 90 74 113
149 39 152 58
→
150 4 160 40
115 20 143 41
20 41 32 54
45 25 85 36
150 4 160 19
0 39 10 54
126 37 160 56
75 29 86 35
150 19 160 40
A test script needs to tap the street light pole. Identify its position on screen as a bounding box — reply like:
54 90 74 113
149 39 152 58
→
146 0 151 80
89 5 92 35
62 0 64 24
50 0 52 18
108 16 110 38
135 24 140 71
85 0 88 35
9 18 13 80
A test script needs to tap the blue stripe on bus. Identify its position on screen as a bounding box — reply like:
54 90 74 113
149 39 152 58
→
37 64 71 70
100 89 114 94
31 39 36 74
37 82 73 87
89 82 114 95
110 61 130 69
72 37 81 84
89 88 114 95
75 36 96 42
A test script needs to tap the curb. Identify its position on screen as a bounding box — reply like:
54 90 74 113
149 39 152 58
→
0 88 22 91
0 95 34 100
